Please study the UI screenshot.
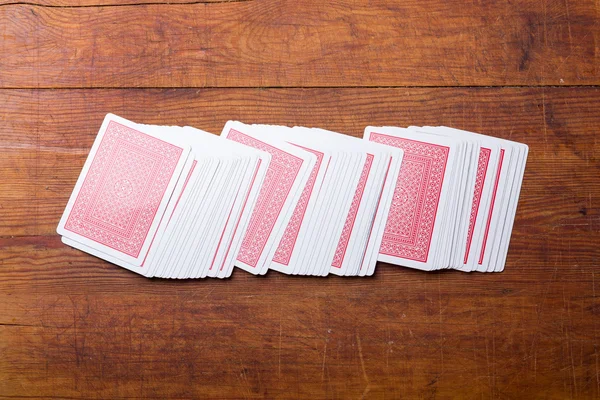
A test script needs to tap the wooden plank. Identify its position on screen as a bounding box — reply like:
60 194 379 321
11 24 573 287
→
0 0 598 88
1 239 599 398
1 88 598 237
1 87 599 398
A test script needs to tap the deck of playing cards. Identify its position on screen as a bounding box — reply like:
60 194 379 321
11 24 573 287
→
58 115 527 277
365 126 528 273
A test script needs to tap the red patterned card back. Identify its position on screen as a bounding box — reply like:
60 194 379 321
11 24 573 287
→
331 154 374 268
226 129 303 268
369 133 449 263
478 148 505 264
64 121 184 258
273 146 324 266
463 147 491 264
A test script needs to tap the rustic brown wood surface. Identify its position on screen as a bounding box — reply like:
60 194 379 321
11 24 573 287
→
1 0 599 87
1 0 599 399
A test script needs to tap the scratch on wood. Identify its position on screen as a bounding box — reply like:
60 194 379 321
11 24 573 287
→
542 90 548 150
236 356 251 400
202 287 215 300
278 313 282 378
321 340 327 381
564 0 573 49
356 331 370 398
0 143 89 154
529 265 559 379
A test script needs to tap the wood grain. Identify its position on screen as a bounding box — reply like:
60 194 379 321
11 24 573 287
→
2 0 600 397
1 0 599 88
2 88 598 236
1 235 599 399
1 88 599 398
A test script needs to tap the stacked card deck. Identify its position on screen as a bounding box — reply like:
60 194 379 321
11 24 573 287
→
58 114 271 278
364 126 528 273
58 115 528 278
238 123 404 277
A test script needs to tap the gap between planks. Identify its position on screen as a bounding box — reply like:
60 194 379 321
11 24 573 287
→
0 0 254 8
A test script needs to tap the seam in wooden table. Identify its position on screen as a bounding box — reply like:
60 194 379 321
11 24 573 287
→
0 0 253 8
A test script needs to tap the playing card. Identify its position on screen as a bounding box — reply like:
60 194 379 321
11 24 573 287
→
57 114 192 270
365 127 460 271
412 126 502 271
244 124 333 275
494 144 528 271
285 138 365 275
221 121 316 275
62 148 199 278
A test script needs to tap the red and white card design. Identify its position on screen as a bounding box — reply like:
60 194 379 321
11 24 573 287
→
212 158 266 278
143 125 270 279
60 117 527 277
358 150 404 276
346 150 401 277
246 124 379 277
61 151 198 276
271 145 329 273
221 121 316 274
331 154 374 270
416 126 516 272
57 114 191 267
365 128 457 270
271 126 395 277
214 152 271 278
451 145 489 270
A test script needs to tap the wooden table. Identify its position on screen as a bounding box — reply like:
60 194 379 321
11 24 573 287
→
1 1 599 398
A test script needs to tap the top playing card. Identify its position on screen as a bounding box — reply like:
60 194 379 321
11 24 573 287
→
368 132 450 263
59 116 188 262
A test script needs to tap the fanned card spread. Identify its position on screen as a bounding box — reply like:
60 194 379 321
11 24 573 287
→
58 115 528 278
